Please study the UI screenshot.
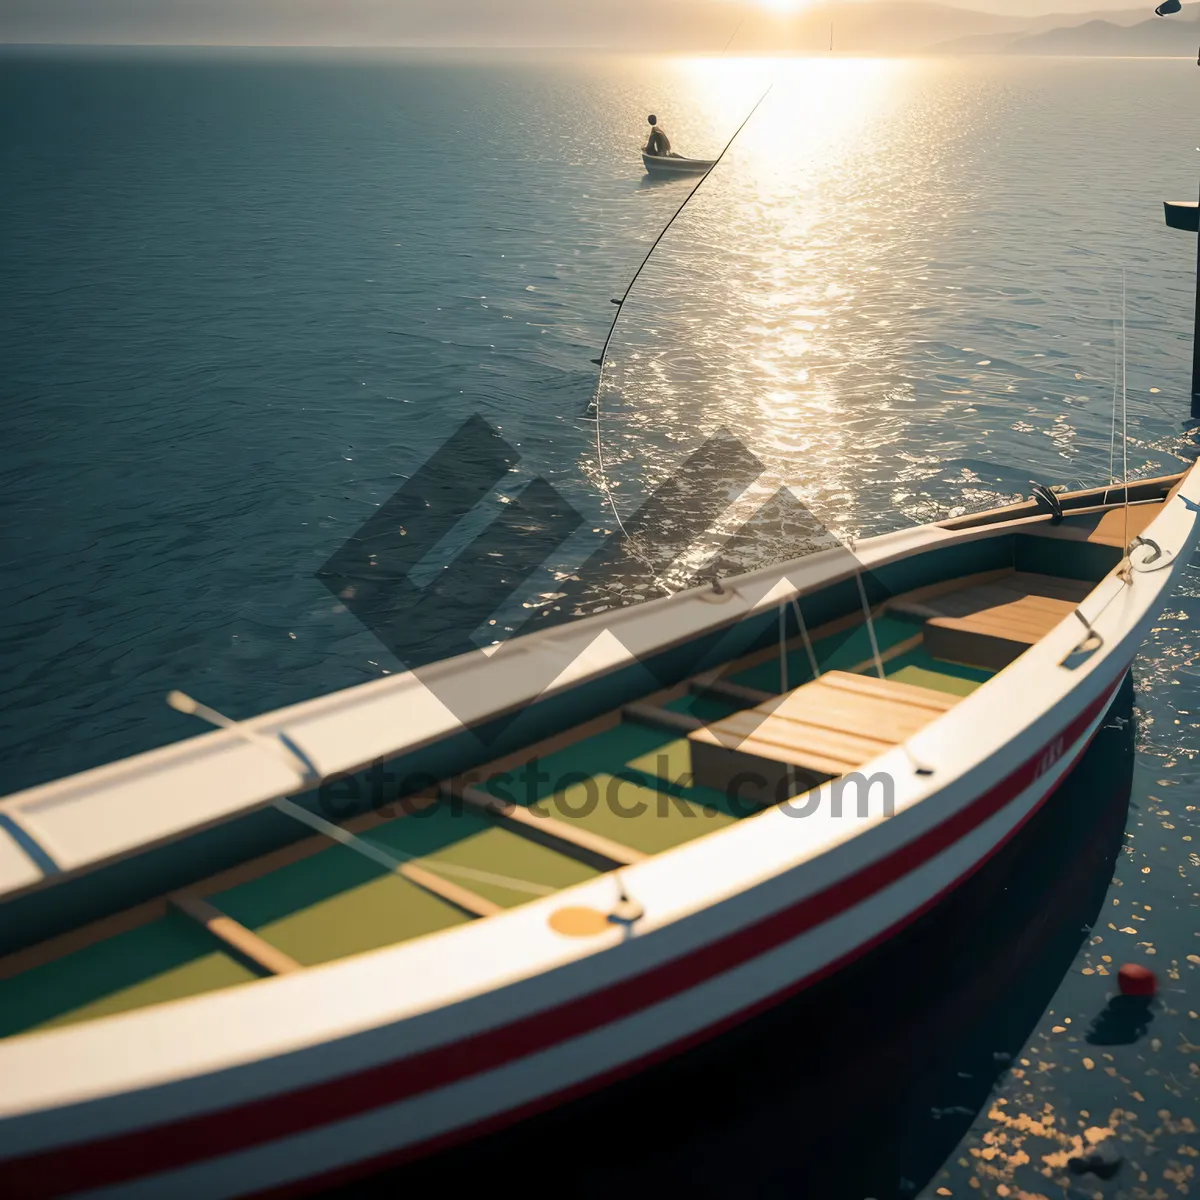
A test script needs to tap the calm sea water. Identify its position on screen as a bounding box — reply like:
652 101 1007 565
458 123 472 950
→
1 48 1198 1196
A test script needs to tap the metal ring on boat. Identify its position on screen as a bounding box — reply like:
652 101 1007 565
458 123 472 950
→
1129 535 1162 564
1127 535 1178 572
1060 608 1104 666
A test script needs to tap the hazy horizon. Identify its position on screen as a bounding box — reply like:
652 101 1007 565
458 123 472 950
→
1 0 1177 48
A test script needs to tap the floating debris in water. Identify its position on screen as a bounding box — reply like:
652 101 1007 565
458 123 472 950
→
1117 962 1157 996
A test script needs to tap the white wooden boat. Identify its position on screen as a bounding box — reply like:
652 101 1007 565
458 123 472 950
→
642 151 716 177
0 465 1197 1197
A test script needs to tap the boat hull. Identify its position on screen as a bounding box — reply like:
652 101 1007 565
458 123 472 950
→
642 152 715 177
3 467 1198 1200
359 675 1137 1196
0 664 1130 1199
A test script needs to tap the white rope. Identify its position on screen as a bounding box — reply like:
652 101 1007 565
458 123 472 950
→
778 603 789 693
1106 313 1119 502
274 799 554 897
855 572 886 679
416 859 556 896
790 595 822 680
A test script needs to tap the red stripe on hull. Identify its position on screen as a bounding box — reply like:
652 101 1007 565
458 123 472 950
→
4 674 1125 1199
252 691 1118 1200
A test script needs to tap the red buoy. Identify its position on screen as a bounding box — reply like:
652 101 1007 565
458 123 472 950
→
1117 963 1157 996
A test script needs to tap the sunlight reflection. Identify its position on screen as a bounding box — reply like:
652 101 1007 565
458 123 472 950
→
596 57 925 578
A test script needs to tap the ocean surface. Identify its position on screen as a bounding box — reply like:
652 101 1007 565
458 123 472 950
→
1 47 1198 1196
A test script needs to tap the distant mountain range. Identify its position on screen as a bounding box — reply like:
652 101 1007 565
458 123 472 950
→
934 3 1200 51
1 0 1197 55
708 0 1200 55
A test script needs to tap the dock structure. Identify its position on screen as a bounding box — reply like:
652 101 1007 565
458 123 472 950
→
1163 196 1200 417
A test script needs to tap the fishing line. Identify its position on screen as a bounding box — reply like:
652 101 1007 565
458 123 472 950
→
1122 269 1130 555
1107 312 1119 499
584 85 774 589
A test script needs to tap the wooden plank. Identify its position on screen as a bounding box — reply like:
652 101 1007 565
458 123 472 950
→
773 691 948 745
272 798 500 919
453 785 648 870
944 603 1071 636
1009 572 1094 602
936 615 1042 644
777 677 943 726
818 670 959 712
891 571 1086 673
930 593 1074 640
691 711 892 765
392 861 503 919
914 581 1085 621
687 668 962 793
878 568 1015 616
168 891 302 977
990 593 1085 616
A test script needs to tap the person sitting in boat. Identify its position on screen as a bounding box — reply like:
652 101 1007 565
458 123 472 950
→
645 114 672 157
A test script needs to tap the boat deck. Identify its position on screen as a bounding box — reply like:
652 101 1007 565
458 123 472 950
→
0 554 1104 1042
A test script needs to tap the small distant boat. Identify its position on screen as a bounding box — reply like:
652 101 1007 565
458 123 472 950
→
642 151 715 177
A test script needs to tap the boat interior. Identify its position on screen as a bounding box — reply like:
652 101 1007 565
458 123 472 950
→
0 474 1181 1042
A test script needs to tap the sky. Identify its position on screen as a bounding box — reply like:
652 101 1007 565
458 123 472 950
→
0 0 1165 47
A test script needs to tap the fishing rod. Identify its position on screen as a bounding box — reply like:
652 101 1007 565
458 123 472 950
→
582 84 773 422
581 85 773 577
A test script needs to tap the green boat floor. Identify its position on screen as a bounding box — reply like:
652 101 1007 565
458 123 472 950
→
210 844 470 969
0 913 257 1039
479 722 742 854
530 772 736 854
0 608 1001 1043
882 649 993 696
358 806 598 909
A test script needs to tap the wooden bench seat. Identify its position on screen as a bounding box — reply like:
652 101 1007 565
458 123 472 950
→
892 571 1092 671
688 671 958 806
